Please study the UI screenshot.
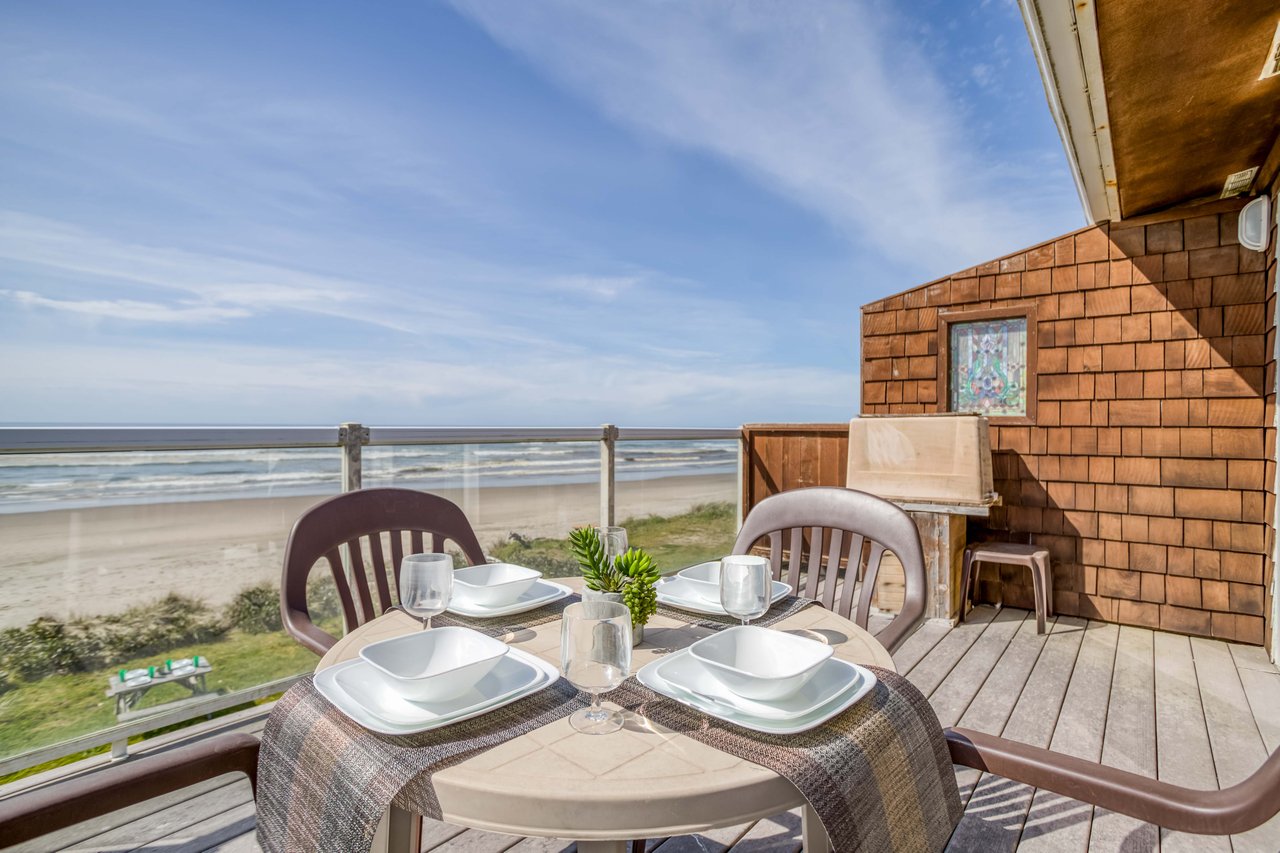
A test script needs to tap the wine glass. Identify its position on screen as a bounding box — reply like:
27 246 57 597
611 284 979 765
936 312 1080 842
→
560 600 632 734
595 526 629 565
400 553 453 629
719 555 771 626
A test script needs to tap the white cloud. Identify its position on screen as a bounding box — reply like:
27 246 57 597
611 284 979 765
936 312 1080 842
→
449 0 1073 275
1 290 250 323
548 274 643 300
0 339 854 425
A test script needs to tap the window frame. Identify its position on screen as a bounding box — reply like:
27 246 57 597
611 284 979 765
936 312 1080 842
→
937 303 1038 425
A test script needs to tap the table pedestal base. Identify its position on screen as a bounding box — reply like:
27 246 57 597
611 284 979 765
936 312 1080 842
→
372 805 422 853
802 803 831 853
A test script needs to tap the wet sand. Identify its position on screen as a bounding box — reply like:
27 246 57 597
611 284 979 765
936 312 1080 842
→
0 474 735 628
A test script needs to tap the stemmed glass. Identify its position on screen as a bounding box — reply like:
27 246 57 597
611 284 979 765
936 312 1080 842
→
719 555 771 626
560 600 632 734
400 553 454 629
595 526 629 564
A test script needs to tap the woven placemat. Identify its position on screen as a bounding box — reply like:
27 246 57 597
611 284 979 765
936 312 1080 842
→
257 676 584 853
613 669 961 852
256 665 958 853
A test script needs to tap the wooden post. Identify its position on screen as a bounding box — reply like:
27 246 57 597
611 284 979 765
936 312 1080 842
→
339 422 369 493
600 424 618 532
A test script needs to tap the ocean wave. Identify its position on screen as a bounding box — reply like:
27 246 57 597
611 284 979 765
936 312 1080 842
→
0 439 737 514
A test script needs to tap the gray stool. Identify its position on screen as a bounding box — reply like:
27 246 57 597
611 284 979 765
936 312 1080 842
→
960 542 1053 634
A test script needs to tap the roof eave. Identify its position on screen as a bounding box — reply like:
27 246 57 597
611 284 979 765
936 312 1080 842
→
1019 0 1121 224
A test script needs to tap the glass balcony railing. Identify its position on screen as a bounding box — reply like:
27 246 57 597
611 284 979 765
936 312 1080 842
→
614 438 739 573
0 424 740 776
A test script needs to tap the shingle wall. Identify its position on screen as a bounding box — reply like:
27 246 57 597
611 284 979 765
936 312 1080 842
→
861 197 1276 645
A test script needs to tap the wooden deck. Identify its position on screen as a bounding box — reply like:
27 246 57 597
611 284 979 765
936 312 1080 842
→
7 605 1280 852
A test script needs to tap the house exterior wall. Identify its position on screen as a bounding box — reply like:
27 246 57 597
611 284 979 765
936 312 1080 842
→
861 197 1275 645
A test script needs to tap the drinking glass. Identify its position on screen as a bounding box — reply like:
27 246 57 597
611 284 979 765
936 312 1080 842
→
719 555 771 626
560 600 632 734
595 526 629 564
400 553 454 629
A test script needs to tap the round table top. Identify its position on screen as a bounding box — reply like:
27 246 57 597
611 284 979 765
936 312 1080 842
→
317 576 896 840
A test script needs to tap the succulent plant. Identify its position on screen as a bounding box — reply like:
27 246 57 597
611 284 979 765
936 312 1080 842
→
568 527 660 627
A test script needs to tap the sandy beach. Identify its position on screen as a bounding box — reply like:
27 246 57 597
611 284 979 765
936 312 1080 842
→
0 474 735 629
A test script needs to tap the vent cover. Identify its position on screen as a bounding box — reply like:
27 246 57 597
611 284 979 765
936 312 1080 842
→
1222 167 1259 199
1263 20 1280 79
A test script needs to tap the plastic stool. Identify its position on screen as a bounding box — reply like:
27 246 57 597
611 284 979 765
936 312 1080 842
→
960 542 1053 634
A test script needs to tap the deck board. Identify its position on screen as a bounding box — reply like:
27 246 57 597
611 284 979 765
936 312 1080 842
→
943 615 1056 852
8 607 1280 853
1190 638 1280 853
1087 626 1158 852
1154 632 1231 853
1014 618 1121 853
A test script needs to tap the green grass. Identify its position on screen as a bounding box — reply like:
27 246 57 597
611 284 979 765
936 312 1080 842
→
487 501 736 577
0 627 324 769
0 503 735 777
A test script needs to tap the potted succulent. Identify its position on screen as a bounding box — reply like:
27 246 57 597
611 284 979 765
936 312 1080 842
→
568 526 659 645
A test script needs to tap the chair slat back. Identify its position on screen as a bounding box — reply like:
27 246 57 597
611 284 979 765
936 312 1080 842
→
281 488 487 655
731 486 926 654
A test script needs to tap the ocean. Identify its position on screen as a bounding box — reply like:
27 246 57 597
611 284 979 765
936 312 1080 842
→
0 440 738 515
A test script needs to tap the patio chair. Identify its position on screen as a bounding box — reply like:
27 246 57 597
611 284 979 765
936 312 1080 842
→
945 728 1280 835
731 486 926 654
0 732 259 847
281 487 487 655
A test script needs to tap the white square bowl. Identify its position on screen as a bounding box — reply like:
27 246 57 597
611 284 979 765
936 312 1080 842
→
688 625 833 701
452 563 542 608
676 561 722 603
359 626 509 701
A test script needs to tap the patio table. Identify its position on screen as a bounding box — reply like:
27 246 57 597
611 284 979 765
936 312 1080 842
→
314 577 896 853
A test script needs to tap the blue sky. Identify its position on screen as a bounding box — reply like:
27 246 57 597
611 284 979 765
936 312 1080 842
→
0 0 1082 426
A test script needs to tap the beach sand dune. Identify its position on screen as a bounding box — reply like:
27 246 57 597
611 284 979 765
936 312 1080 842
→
0 474 735 628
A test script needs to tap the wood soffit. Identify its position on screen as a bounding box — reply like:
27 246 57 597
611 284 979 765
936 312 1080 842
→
1097 0 1280 217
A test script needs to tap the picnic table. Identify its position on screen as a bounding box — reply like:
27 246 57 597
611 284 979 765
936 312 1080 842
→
105 661 214 721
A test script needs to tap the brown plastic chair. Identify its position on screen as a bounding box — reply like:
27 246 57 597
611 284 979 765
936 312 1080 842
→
0 733 259 847
281 487 486 655
731 486 927 654
946 727 1280 835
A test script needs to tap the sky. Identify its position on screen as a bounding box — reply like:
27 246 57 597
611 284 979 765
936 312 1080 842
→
0 0 1083 427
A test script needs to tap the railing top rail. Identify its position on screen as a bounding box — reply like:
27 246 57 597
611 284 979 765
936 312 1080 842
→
0 425 743 454
0 427 341 454
616 427 740 441
366 427 604 446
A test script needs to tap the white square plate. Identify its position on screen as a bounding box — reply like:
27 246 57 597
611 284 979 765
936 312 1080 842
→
656 647 862 720
656 576 791 616
446 578 573 619
316 645 557 735
636 649 877 734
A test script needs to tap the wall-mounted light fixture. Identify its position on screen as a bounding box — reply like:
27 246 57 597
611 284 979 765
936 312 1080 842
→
1239 194 1271 252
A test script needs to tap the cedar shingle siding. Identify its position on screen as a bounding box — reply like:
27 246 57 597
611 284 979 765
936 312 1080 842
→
861 198 1278 645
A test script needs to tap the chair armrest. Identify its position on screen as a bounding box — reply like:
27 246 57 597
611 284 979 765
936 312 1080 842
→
0 732 260 847
946 727 1280 835
282 604 338 655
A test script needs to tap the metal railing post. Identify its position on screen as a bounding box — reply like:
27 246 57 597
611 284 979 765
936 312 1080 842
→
600 424 618 531
736 427 746 531
339 422 369 492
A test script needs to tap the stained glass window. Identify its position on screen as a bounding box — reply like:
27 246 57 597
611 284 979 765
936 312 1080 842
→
949 317 1028 417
